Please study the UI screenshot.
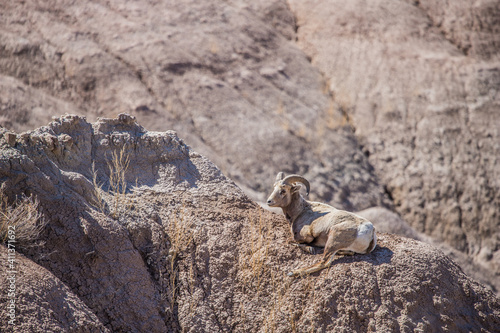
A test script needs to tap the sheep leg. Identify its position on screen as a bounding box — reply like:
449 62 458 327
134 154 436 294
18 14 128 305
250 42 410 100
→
288 225 357 277
292 243 324 255
337 250 355 256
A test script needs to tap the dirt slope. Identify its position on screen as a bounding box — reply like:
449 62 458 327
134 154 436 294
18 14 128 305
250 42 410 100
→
0 246 108 332
0 115 498 332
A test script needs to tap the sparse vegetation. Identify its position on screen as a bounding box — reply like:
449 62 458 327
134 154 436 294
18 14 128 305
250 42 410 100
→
88 144 317 332
91 146 133 219
262 269 292 333
238 209 272 289
91 148 199 323
165 206 195 314
237 209 305 333
91 161 107 214
0 192 46 245
106 147 131 219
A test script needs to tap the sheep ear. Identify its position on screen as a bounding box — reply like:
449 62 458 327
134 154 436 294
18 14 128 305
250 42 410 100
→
291 185 300 194
276 172 285 182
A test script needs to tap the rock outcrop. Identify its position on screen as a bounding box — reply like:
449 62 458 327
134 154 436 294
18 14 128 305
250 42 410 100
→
287 0 500 286
1 0 499 307
1 115 498 332
0 246 108 332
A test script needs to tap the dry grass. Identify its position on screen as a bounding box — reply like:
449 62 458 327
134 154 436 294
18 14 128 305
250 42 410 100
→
236 210 275 330
238 209 273 289
237 209 307 333
91 161 107 214
0 192 46 245
90 146 133 219
91 147 197 323
90 146 198 320
106 147 131 219
262 269 293 333
165 206 195 313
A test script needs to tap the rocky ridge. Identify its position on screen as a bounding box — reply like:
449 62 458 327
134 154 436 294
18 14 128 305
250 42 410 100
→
0 115 498 332
1 0 499 306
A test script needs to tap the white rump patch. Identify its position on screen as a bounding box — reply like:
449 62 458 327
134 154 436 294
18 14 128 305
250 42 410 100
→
343 222 375 254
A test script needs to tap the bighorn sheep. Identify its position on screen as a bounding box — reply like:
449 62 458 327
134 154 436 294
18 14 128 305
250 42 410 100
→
267 172 377 277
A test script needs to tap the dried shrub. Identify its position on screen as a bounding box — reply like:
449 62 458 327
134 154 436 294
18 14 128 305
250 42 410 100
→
0 193 46 246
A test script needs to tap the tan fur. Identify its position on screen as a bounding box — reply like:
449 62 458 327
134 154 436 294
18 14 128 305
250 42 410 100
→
267 173 377 277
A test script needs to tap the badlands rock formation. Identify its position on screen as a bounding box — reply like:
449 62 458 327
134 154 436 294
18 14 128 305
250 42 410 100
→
1 0 499 301
0 115 499 332
0 0 389 213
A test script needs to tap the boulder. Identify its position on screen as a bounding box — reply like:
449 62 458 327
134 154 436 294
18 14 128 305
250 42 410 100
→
358 206 500 294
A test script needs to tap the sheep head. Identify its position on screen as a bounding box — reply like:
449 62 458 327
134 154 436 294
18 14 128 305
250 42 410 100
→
266 173 310 208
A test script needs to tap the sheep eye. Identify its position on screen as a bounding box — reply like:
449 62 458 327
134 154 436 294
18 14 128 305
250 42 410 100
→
279 190 286 195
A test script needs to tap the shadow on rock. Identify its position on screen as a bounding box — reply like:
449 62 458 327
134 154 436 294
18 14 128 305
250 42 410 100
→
331 245 394 267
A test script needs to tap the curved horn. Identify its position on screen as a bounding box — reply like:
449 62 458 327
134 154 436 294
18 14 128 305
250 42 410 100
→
282 174 310 196
275 172 285 182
